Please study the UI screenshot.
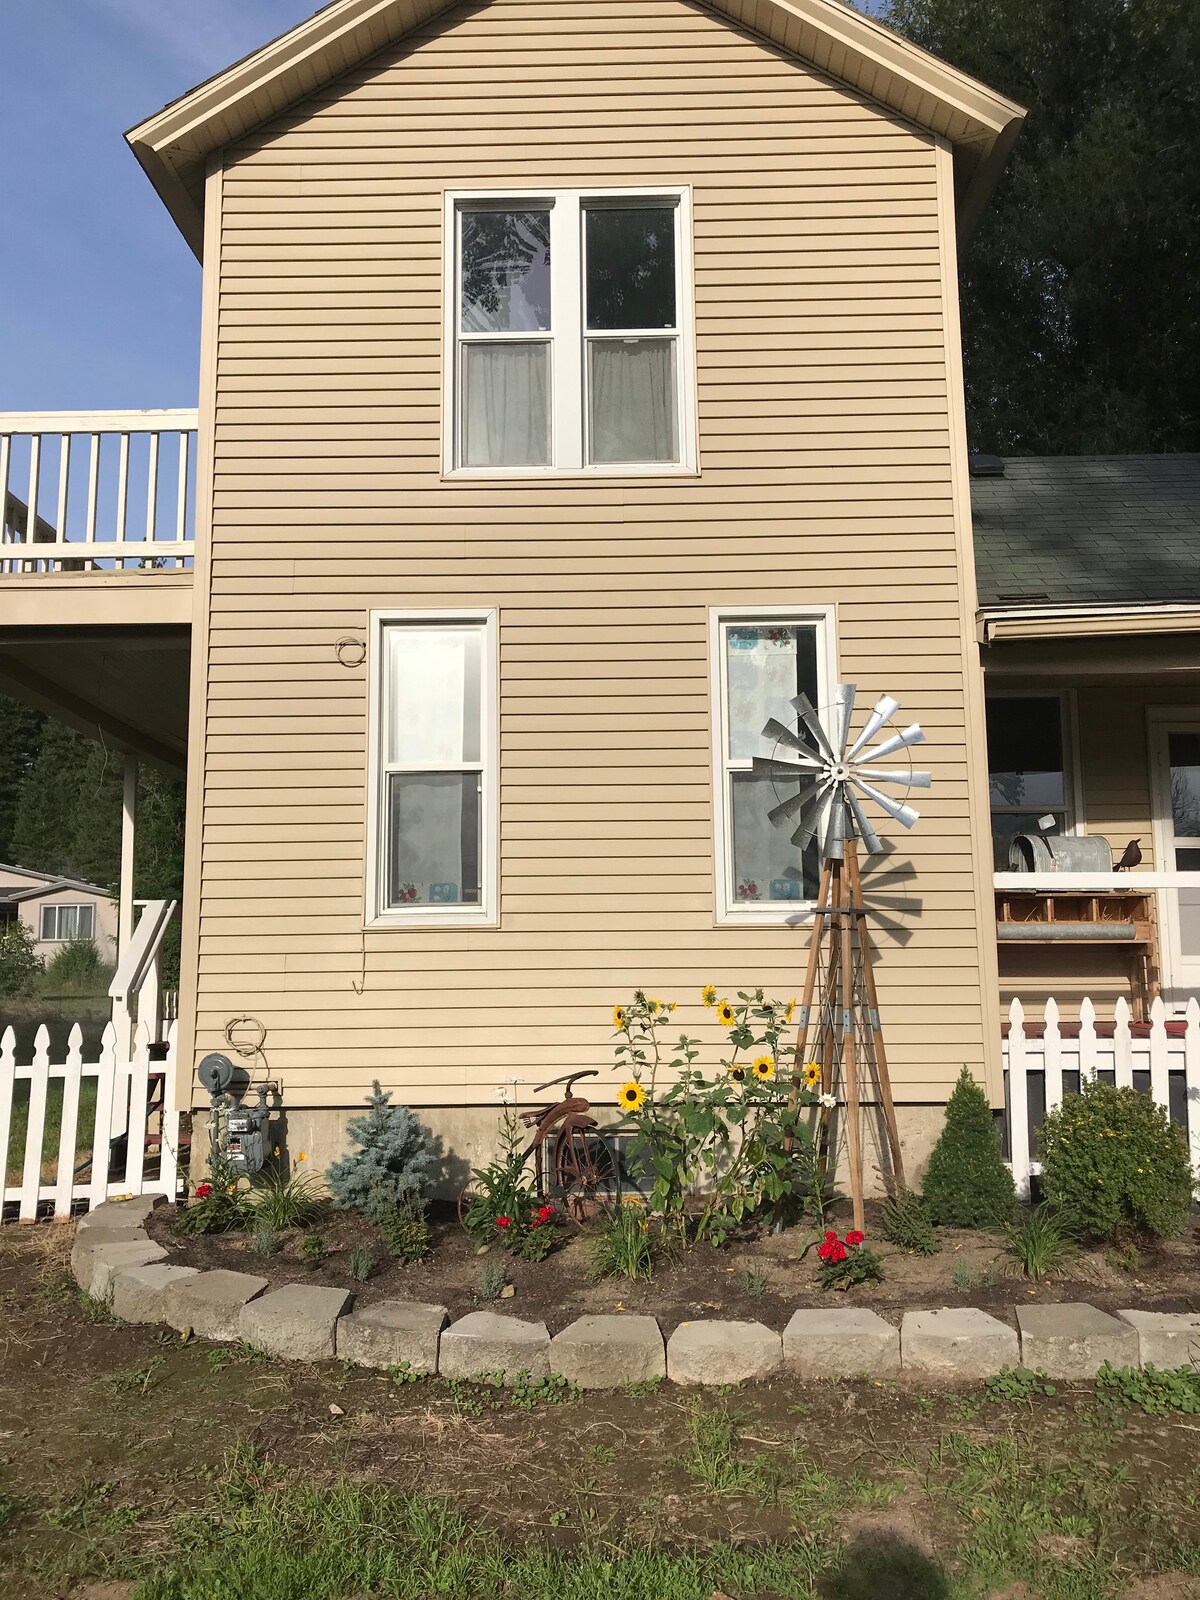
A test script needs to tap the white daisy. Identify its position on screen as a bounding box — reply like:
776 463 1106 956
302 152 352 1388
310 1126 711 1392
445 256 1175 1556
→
819 1093 837 1110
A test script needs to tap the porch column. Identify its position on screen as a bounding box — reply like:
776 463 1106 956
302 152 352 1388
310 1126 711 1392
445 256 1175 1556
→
119 754 138 960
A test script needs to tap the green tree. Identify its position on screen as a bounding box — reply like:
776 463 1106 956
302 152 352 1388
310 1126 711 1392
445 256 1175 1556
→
922 1066 1016 1228
881 0 1200 453
0 694 45 862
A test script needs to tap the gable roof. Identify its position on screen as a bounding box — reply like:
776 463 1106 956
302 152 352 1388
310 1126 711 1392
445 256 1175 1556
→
0 869 113 906
972 455 1200 612
126 0 1025 260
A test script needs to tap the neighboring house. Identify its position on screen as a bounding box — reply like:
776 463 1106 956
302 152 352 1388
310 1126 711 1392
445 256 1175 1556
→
9 0 1152 1181
0 864 117 962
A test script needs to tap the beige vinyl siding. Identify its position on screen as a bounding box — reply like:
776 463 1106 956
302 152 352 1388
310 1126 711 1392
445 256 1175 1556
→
196 0 992 1107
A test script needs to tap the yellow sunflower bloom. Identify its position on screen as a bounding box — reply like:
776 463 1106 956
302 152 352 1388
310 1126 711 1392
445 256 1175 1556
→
728 1064 747 1083
617 1080 645 1112
717 1000 736 1026
647 997 662 1014
803 1061 822 1089
752 1055 775 1082
613 1005 628 1031
702 984 718 1009
785 998 797 1023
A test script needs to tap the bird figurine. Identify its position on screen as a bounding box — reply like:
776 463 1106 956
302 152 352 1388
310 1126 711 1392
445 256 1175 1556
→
1115 839 1142 871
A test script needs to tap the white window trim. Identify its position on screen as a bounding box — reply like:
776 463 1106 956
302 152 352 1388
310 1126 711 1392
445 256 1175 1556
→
365 608 499 929
985 689 1082 837
442 186 697 479
40 903 94 942
709 604 838 927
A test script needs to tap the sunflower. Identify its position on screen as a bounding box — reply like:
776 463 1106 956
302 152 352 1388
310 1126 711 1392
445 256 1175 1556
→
803 1061 822 1090
727 1064 747 1083
647 997 663 1015
784 997 797 1023
613 1005 628 1031
617 1080 645 1111
702 984 718 1009
752 1055 775 1082
716 1000 736 1026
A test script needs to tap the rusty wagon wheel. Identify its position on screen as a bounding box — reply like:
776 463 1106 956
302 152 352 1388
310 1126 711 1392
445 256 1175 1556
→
551 1125 621 1223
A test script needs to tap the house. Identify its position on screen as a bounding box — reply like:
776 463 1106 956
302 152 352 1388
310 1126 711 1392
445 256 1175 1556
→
0 864 117 962
2 0 1072 1184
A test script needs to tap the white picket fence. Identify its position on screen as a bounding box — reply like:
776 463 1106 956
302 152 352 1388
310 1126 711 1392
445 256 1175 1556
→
0 1019 182 1222
1004 996 1200 1199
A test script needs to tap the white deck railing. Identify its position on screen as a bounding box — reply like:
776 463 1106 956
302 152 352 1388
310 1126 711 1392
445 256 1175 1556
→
0 409 197 574
1004 996 1200 1199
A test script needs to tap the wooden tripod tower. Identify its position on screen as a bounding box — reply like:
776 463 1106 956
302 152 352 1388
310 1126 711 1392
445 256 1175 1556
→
789 836 907 1231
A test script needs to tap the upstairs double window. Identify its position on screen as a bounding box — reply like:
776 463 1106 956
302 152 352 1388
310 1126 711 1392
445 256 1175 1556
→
445 190 695 475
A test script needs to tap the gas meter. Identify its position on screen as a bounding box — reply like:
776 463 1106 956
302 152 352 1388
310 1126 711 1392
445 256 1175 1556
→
197 1052 275 1179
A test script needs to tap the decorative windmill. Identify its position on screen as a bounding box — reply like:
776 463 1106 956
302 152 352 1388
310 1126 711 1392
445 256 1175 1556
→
754 686 930 1229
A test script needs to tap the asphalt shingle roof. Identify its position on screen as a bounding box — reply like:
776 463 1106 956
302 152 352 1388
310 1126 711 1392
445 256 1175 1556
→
971 455 1200 610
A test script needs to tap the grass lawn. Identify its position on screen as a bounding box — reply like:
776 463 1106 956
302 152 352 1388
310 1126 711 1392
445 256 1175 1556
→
2 1076 99 1185
2 1228 1200 1599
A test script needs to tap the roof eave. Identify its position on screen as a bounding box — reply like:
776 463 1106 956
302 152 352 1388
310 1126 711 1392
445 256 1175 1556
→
125 0 1025 265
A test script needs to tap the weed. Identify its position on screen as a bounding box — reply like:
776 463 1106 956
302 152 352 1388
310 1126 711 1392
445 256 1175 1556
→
951 1259 976 1290
679 1397 759 1495
347 1245 375 1283
983 1365 1057 1403
476 1256 507 1301
45 1480 140 1536
621 1375 664 1399
740 1268 768 1297
880 1189 941 1254
250 1214 280 1257
585 1443 616 1465
442 1374 503 1417
300 1230 327 1267
588 1203 659 1282
0 1493 28 1532
1007 1205 1078 1280
1096 1363 1200 1416
204 1347 232 1375
99 1356 165 1398
388 1360 425 1387
509 1371 579 1410
38 1273 114 1325
1104 1242 1141 1274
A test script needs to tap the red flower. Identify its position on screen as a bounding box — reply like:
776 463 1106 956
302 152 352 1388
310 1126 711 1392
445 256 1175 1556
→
828 1242 848 1264
846 1230 865 1247
193 1183 212 1199
824 1230 838 1241
818 1241 834 1261
530 1220 541 1230
496 1216 512 1230
537 1205 554 1222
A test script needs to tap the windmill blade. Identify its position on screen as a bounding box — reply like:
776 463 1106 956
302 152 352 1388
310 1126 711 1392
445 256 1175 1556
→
846 694 901 761
790 791 831 852
823 791 849 860
765 776 824 826
846 787 883 856
760 717 823 761
833 683 857 760
853 777 919 829
751 754 823 781
857 723 926 764
853 768 932 789
790 692 836 761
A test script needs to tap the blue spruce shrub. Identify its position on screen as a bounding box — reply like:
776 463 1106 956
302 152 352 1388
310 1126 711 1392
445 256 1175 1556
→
326 1080 437 1219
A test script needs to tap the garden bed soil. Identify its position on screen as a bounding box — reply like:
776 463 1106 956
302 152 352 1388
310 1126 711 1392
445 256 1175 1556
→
145 1199 1200 1336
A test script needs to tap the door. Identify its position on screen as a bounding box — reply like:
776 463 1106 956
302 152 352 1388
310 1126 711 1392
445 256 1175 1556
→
1150 715 1200 999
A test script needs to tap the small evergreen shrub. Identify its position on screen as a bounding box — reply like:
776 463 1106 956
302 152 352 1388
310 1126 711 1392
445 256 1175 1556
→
0 921 41 999
348 1246 375 1283
300 1231 327 1268
250 1216 279 1257
1040 1080 1194 1242
921 1067 1015 1229
477 1258 507 1301
377 1197 431 1263
880 1189 941 1255
326 1082 436 1221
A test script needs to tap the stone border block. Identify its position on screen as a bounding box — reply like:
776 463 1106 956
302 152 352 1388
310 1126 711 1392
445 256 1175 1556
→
337 1300 448 1373
438 1310 550 1384
551 1316 665 1389
162 1268 269 1342
1016 1301 1140 1378
76 1195 164 1235
667 1319 782 1386
783 1308 900 1378
76 1235 168 1300
1118 1310 1200 1370
901 1308 1018 1379
110 1263 201 1325
240 1284 353 1361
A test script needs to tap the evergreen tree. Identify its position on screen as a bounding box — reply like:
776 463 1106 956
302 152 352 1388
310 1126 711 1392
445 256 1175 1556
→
881 0 1200 453
922 1066 1016 1228
326 1082 437 1218
0 694 45 862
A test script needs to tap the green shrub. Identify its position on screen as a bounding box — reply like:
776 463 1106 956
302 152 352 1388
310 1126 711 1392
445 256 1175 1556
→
326 1081 437 1220
588 1202 659 1282
0 921 41 999
921 1067 1015 1228
45 938 104 991
377 1198 431 1263
880 1189 941 1255
300 1231 326 1268
1007 1205 1077 1280
1040 1080 1194 1242
250 1216 279 1257
247 1167 324 1230
476 1257 506 1301
347 1246 375 1283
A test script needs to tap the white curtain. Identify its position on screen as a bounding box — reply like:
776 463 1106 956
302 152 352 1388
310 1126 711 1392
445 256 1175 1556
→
387 773 480 907
589 338 676 463
463 342 549 467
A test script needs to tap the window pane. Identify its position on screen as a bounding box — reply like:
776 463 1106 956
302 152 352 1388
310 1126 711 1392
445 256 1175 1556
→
78 905 94 939
460 210 551 333
986 697 1065 810
40 906 54 940
585 206 676 331
1169 734 1200 837
462 342 550 468
587 339 677 464
731 773 820 903
386 772 481 908
386 626 481 767
725 623 820 763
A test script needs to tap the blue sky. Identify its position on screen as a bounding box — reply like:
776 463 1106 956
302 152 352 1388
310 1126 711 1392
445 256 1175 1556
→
0 0 316 411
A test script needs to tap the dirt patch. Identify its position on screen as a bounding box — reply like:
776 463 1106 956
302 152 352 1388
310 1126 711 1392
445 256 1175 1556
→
145 1199 1200 1336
